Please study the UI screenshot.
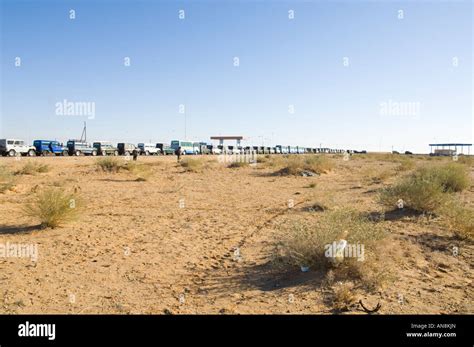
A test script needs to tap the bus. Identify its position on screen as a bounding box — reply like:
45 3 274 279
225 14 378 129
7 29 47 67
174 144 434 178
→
170 140 195 155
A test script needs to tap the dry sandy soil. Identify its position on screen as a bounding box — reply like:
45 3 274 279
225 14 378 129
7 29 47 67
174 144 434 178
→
0 154 472 314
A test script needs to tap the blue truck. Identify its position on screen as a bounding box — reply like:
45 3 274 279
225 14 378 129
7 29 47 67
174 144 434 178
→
33 140 69 156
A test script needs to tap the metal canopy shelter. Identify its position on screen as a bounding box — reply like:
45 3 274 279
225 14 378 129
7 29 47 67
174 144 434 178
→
429 143 472 155
210 136 244 146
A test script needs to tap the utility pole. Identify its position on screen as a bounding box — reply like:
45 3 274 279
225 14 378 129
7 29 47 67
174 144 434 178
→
80 121 87 142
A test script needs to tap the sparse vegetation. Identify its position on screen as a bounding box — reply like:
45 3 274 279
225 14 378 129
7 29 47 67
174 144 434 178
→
15 161 50 175
332 282 356 311
274 208 385 269
396 157 415 172
418 163 469 193
0 153 471 314
274 155 333 176
380 163 470 213
439 199 474 239
274 208 389 293
96 157 122 173
379 174 446 213
363 153 400 162
24 187 81 228
228 161 248 168
364 168 395 185
122 162 152 181
0 166 15 193
180 158 204 172
305 202 328 212
96 158 153 181
456 155 474 167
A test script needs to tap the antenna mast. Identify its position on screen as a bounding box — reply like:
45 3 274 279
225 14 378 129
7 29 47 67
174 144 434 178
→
80 121 87 142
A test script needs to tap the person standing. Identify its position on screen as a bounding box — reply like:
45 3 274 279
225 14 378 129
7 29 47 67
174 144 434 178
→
175 146 181 162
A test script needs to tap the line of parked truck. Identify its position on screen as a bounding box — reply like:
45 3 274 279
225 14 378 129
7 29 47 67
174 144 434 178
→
0 138 350 157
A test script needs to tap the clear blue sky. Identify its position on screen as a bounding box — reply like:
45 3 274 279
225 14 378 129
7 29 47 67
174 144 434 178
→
1 0 472 153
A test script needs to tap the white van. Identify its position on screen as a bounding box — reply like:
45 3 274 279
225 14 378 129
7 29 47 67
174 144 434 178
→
0 139 36 157
206 144 221 155
138 143 160 155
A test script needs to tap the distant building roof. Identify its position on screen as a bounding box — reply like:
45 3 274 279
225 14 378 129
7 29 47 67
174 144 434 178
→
429 143 472 146
210 136 243 140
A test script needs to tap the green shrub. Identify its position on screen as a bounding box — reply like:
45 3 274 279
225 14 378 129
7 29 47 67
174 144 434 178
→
418 163 469 193
380 163 470 213
380 175 445 213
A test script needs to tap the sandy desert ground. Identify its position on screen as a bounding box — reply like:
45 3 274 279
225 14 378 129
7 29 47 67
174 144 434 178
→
0 154 472 314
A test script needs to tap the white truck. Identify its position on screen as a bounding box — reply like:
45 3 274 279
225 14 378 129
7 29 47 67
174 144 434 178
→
137 143 160 155
206 144 222 155
0 139 36 157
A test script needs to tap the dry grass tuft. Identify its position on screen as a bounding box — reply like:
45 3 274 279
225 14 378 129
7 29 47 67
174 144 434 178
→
0 166 15 193
24 187 81 228
395 157 416 172
363 168 395 185
122 162 152 181
228 161 249 168
332 282 356 311
379 163 470 213
179 158 204 172
273 208 385 269
96 158 153 181
456 155 474 166
15 161 50 175
439 198 474 239
96 157 122 173
420 163 469 193
274 155 333 176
